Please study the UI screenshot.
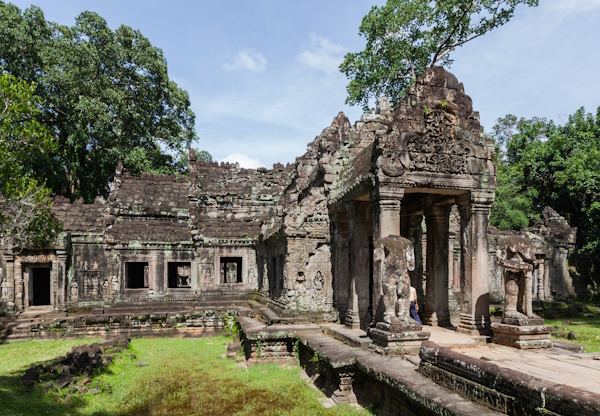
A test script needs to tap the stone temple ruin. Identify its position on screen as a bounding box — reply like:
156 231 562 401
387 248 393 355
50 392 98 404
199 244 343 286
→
0 67 577 332
1 67 594 415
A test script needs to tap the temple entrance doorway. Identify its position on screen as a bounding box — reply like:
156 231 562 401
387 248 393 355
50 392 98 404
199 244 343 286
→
28 266 52 306
399 192 465 328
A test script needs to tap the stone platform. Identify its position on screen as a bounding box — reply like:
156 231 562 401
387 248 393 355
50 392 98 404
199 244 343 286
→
453 343 600 395
491 322 552 349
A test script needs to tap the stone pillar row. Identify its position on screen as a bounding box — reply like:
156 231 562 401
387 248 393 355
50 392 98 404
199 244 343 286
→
422 201 452 327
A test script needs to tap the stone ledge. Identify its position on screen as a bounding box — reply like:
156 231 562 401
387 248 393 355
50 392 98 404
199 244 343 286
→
419 340 600 415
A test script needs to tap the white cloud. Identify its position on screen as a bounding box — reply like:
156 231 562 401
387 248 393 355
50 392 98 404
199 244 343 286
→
222 49 267 73
298 34 345 74
546 0 600 15
220 152 263 169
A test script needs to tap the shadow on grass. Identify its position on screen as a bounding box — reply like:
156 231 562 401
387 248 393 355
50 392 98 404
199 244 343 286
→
117 362 299 416
0 344 122 416
0 373 114 416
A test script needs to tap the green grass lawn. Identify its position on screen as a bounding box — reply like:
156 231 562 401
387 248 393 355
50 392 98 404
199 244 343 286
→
544 316 600 353
0 337 370 416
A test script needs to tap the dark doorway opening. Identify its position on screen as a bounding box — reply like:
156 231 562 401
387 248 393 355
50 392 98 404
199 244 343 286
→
220 257 242 283
126 262 149 288
168 262 192 288
31 267 51 306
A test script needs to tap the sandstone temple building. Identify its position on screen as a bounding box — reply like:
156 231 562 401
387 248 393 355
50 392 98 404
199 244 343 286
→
0 68 577 335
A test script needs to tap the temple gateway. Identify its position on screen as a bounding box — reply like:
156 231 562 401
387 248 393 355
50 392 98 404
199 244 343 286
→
0 68 576 337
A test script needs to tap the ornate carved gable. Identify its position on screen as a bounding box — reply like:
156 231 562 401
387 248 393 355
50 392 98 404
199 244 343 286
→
373 67 496 191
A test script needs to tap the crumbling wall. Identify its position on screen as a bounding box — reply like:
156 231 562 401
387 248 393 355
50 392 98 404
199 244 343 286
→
487 207 576 303
260 113 352 316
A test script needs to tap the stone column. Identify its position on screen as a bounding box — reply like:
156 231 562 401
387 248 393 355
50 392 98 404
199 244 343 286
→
524 270 533 317
537 259 545 300
371 187 403 324
422 202 452 327
346 202 370 330
557 246 575 297
332 209 351 323
457 191 494 335
543 258 551 300
406 212 424 306
57 252 67 308
531 266 540 299
14 259 23 312
4 254 15 311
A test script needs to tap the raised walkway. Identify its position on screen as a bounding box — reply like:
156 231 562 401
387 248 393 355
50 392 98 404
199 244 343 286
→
3 302 600 415
454 343 600 395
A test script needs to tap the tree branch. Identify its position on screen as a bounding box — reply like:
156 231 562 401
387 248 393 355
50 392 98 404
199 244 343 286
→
431 0 475 65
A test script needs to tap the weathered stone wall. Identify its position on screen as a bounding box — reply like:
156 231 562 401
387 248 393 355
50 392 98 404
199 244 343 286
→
487 207 577 303
0 67 575 322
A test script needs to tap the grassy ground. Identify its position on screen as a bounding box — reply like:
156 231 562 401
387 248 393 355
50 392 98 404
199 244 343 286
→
0 337 370 416
544 316 600 353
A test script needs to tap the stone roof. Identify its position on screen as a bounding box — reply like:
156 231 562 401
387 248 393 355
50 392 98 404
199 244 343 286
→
105 169 191 244
52 197 104 233
189 158 293 241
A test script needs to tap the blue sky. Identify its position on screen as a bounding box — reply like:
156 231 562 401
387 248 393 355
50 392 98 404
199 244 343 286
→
8 0 600 168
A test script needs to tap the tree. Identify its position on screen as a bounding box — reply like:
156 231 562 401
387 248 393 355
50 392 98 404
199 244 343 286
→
340 0 538 109
0 2 197 202
0 73 61 250
491 108 600 289
489 114 550 230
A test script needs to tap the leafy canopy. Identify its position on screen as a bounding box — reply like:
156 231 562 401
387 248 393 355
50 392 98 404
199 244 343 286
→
0 2 200 202
490 108 600 281
340 0 538 109
0 73 61 250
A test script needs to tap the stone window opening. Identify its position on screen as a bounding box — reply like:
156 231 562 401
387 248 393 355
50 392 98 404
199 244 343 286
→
168 262 192 288
126 262 149 289
220 257 242 284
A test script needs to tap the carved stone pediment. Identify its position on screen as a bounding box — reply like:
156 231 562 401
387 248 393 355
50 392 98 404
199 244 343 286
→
376 108 482 179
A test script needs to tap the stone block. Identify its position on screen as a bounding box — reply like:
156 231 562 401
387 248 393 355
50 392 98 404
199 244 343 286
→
368 327 430 355
491 323 552 349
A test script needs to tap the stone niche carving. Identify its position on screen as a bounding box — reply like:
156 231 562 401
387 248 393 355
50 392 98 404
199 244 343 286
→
491 235 552 349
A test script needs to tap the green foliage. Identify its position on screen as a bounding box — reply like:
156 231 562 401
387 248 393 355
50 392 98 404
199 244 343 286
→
0 2 200 202
489 114 548 230
340 0 538 109
0 73 61 249
491 108 600 286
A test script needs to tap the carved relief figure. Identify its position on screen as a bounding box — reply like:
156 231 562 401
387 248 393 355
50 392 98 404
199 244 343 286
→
70 280 79 302
111 275 119 297
248 268 256 285
103 279 109 297
314 271 324 294
1 278 8 301
376 235 416 325
261 262 269 292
